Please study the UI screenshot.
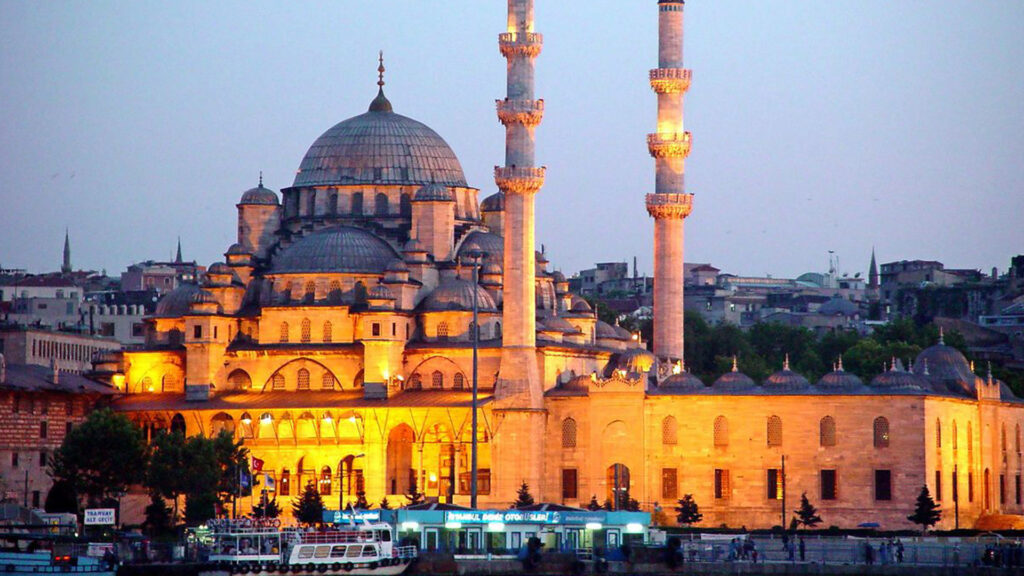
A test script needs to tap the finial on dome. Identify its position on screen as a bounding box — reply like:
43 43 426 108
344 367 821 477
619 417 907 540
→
890 357 897 372
837 355 845 372
923 358 929 376
378 50 385 88
939 326 945 345
987 361 993 383
783 354 790 371
368 50 393 113
258 170 263 187
731 355 739 373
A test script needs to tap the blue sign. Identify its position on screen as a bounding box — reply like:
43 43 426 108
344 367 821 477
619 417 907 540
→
442 510 607 525
326 509 381 523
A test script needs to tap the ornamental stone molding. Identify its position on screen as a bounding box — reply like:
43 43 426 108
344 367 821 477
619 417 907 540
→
649 68 692 94
647 132 692 159
498 32 543 59
496 99 545 127
645 193 694 220
494 166 546 195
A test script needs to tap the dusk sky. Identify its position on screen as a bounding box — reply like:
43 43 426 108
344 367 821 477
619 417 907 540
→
1 1 1021 279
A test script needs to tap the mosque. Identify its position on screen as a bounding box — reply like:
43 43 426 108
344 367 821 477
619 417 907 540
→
99 0 1024 530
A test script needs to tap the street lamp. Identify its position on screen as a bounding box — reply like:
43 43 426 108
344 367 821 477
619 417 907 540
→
464 249 487 509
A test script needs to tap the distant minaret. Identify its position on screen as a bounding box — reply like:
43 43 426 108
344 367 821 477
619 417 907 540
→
647 0 693 362
175 237 183 264
868 247 879 300
494 0 545 408
61 229 72 274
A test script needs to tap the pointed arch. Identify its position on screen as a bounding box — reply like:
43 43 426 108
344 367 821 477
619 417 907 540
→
713 415 729 447
874 416 890 448
662 416 678 445
561 418 577 449
767 415 783 447
301 318 312 343
820 416 836 447
262 357 343 393
386 424 415 495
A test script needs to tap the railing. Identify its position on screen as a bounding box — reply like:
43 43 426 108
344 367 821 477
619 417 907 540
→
394 545 419 559
298 531 377 544
649 68 692 93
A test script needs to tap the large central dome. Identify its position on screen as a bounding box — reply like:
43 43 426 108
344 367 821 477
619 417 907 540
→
292 90 468 188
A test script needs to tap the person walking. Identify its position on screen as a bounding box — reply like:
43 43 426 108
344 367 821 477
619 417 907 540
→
798 537 806 562
865 541 874 565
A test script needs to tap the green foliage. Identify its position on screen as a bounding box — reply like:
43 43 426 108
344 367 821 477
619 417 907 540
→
907 485 941 532
513 481 535 509
49 408 148 504
794 492 822 528
252 497 281 519
585 495 602 511
145 430 188 521
293 481 325 526
354 489 370 509
405 476 425 506
184 490 218 525
181 435 221 525
675 494 702 526
143 493 172 536
44 480 79 515
379 497 392 510
211 431 250 501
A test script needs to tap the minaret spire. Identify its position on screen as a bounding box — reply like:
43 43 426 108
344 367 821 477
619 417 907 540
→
61 229 71 274
646 0 693 362
175 237 183 264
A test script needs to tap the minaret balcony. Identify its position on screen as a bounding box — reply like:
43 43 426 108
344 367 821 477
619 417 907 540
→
496 99 545 127
647 132 692 158
649 68 692 94
645 193 694 220
499 32 544 59
494 166 546 195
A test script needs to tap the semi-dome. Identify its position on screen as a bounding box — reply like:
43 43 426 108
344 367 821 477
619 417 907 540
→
239 183 279 205
154 283 203 317
413 183 453 202
457 231 504 261
609 347 656 376
420 279 497 312
595 321 621 340
292 90 468 188
270 226 400 275
480 192 504 212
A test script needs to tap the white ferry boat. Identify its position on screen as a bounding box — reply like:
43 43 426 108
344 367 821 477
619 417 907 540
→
206 518 417 576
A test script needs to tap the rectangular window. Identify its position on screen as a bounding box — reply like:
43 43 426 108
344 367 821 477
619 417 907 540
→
1017 475 1022 505
766 469 782 500
214 326 218 339
132 323 145 337
193 325 202 339
372 323 381 337
821 469 837 501
662 468 678 500
874 469 892 501
11 453 18 468
39 421 47 439
39 451 47 467
478 469 491 495
714 469 730 500
562 469 578 500
935 470 942 501
392 323 396 337
952 471 959 503
969 472 975 503
1001 474 1006 505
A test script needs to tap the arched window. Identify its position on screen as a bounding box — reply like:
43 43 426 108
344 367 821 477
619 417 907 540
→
141 376 154 393
431 371 443 389
272 373 286 390
1002 425 1008 460
561 418 577 448
280 469 291 496
437 322 449 340
328 281 342 303
306 190 316 216
953 421 959 451
468 321 478 340
407 374 421 389
352 192 363 216
936 418 942 448
662 416 678 445
297 368 310 391
323 321 333 343
228 369 252 391
211 412 235 437
606 464 630 509
494 322 502 339
279 322 289 343
161 374 179 392
321 373 336 390
767 415 783 447
304 282 315 303
713 416 729 447
968 422 974 462
874 417 890 448
375 193 389 216
328 192 338 215
820 416 836 447
170 413 186 436
319 466 333 495
400 193 412 217
1017 423 1021 455
453 373 465 390
301 318 311 343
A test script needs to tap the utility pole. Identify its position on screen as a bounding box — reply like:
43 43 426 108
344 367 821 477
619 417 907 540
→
780 454 787 529
467 250 486 509
953 464 960 530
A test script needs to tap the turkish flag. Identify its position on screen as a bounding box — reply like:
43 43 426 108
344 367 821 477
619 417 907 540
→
251 457 264 473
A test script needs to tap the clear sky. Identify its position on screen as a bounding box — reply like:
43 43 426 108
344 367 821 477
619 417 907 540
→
1 1 1021 279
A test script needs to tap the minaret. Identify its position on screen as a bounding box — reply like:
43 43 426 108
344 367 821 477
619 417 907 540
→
646 0 693 362
868 247 879 300
494 0 545 408
61 229 72 274
492 0 546 505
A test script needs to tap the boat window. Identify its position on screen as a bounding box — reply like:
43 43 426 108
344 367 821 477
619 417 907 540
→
345 546 361 558
362 545 376 557
315 546 331 558
297 546 314 559
380 530 391 542
331 546 347 558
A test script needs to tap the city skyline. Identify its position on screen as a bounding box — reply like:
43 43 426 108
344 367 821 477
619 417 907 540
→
1 1 1021 278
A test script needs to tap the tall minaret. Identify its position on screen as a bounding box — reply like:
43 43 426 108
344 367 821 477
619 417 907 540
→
61 229 72 274
494 0 544 408
492 0 546 504
647 0 693 362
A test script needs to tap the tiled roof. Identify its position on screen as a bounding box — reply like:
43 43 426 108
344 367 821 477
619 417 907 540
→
112 389 493 412
0 364 115 395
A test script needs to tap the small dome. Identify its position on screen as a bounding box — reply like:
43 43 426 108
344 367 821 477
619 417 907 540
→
913 340 975 386
482 262 503 275
713 364 757 391
613 324 632 340
819 296 859 316
421 279 497 312
155 283 203 317
480 192 504 212
189 289 223 314
368 285 395 300
764 369 811 391
542 316 580 334
226 243 251 256
271 226 400 275
871 365 929 391
552 271 566 283
207 262 232 275
413 183 453 202
652 371 706 394
457 231 504 262
609 347 656 376
191 289 219 305
817 368 865 389
239 183 279 205
569 295 592 312
205 263 241 287
595 321 620 339
565 375 593 392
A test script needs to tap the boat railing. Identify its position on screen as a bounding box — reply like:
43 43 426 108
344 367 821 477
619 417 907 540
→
297 531 377 545
393 545 418 559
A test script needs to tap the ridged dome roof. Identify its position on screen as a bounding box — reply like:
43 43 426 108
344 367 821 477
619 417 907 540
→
540 316 580 334
713 365 757 391
270 226 400 274
652 371 706 394
457 231 504 261
764 369 812 391
239 183 279 205
819 296 859 316
609 348 656 376
817 368 865 389
871 366 929 391
292 92 467 188
421 279 497 312
913 341 975 386
413 183 453 202
155 283 203 317
595 321 620 339
480 192 504 212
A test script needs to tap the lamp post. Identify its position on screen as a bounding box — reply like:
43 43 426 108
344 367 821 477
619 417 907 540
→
339 453 366 513
465 250 487 509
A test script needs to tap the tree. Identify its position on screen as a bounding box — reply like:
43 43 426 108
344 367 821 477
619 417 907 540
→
675 494 702 526
44 480 79 515
379 497 392 510
354 489 371 509
907 485 941 533
49 408 148 507
145 430 188 522
252 497 281 519
585 495 602 511
211 430 250 503
405 476 425 506
293 481 325 526
513 481 535 509
181 435 221 525
143 493 172 536
794 492 822 528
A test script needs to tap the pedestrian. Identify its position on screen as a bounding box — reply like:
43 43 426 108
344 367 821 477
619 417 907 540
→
787 539 795 562
895 539 904 564
865 541 874 565
798 537 805 562
952 543 960 567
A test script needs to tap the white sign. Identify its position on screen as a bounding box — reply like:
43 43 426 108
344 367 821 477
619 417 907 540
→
84 508 116 525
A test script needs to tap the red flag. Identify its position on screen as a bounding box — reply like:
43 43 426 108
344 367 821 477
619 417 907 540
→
251 457 264 473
